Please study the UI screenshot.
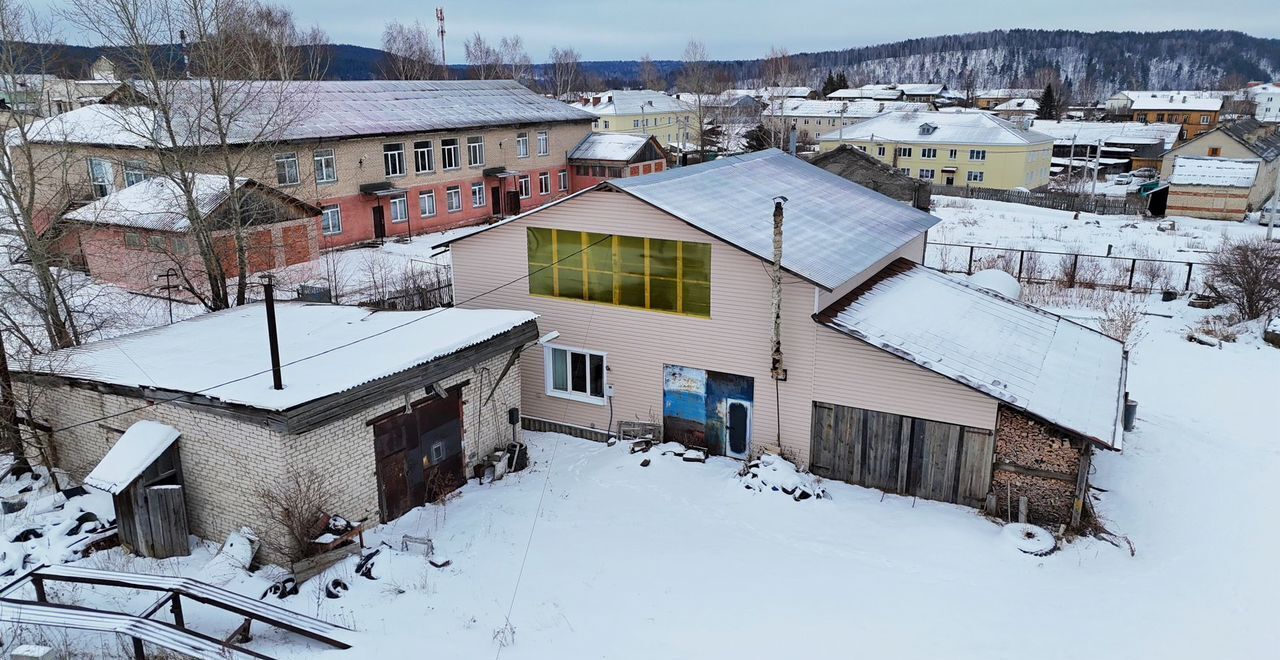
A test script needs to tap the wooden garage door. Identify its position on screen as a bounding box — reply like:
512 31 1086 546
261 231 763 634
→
810 402 993 507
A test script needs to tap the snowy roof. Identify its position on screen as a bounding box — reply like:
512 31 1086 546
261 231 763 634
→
977 88 1042 99
568 132 655 161
1169 157 1260 188
26 80 595 147
607 150 938 289
576 90 693 116
828 88 903 101
1128 93 1223 112
63 174 248 231
1219 118 1280 162
993 98 1040 112
32 303 537 411
852 83 944 96
817 259 1125 448
819 110 1054 145
1029 120 1182 149
768 100 931 118
725 87 812 99
84 421 180 494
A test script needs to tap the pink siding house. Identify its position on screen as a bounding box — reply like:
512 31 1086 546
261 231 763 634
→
443 149 1128 528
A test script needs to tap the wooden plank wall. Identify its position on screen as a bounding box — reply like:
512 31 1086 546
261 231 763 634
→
809 401 994 508
144 485 190 559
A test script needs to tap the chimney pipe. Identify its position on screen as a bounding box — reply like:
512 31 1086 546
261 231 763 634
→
770 197 787 383
592 97 599 107
261 274 284 390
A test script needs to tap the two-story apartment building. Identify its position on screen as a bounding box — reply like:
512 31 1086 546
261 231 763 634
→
575 90 698 149
828 84 946 104
1245 83 1280 124
1107 91 1223 139
1030 120 1182 172
22 80 596 249
817 111 1055 189
440 150 1127 528
764 100 933 142
974 89 1042 110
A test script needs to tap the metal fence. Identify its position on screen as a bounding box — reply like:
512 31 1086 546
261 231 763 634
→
924 240 1209 294
930 184 1147 216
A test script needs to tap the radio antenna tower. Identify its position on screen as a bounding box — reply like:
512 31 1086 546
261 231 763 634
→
436 7 447 78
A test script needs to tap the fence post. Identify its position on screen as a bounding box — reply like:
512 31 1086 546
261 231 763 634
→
1127 259 1137 289
1068 254 1079 288
967 246 975 275
1016 250 1025 282
1184 262 1194 292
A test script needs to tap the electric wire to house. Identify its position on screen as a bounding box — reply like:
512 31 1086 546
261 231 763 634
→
42 232 616 435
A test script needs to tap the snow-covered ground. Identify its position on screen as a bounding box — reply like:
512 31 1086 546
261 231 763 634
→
929 196 1270 261
4 296 1276 659
267 228 463 305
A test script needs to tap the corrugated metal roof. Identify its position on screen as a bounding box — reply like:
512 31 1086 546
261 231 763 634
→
1030 120 1183 149
63 174 243 230
608 150 938 289
817 259 1125 448
568 132 652 161
819 110 1054 145
1129 92 1223 112
1220 118 1280 162
769 99 931 118
27 79 594 147
1170 156 1260 187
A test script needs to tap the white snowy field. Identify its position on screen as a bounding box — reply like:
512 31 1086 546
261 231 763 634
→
928 196 1271 261
4 296 1276 659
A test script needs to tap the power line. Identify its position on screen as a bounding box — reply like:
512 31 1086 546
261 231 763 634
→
44 231 614 435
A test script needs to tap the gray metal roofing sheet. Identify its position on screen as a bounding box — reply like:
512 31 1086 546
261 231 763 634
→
609 149 939 289
817 259 1125 448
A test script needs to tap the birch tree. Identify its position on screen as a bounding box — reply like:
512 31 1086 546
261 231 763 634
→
380 19 442 80
547 45 581 99
64 0 323 310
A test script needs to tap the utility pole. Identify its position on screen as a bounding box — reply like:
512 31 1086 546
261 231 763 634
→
1067 134 1076 186
1091 140 1100 198
436 7 447 76
1268 163 1280 241
260 274 284 391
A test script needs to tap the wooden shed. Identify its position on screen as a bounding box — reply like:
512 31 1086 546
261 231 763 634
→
84 420 190 559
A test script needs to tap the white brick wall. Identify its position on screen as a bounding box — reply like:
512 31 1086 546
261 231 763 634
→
22 349 522 564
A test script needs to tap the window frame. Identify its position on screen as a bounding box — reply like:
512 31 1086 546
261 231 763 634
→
968 149 987 161
413 140 434 173
471 182 486 208
274 152 301 186
558 169 569 191
440 138 461 170
87 157 115 198
445 185 462 212
516 132 529 158
921 148 937 159
389 194 408 223
313 148 337 184
543 344 608 405
967 170 985 183
123 160 148 187
518 175 531 199
321 204 342 235
537 130 549 156
918 168 935 180
420 190 437 217
538 171 551 195
383 143 406 177
467 136 485 167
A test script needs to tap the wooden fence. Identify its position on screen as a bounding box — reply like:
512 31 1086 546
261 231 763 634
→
924 240 1209 294
930 184 1147 216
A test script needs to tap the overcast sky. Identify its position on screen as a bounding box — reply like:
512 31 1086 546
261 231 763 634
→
39 0 1280 61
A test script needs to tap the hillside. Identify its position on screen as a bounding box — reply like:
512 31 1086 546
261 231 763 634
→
7 29 1279 100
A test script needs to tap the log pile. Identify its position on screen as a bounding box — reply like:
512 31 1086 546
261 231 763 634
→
995 408 1079 473
992 407 1083 526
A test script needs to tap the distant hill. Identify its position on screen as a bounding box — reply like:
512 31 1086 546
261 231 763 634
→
7 29 1279 101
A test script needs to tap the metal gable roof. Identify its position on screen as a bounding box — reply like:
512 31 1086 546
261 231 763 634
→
816 259 1126 449
568 132 653 161
608 150 939 289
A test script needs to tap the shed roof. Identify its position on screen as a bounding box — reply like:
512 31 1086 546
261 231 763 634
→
1169 156 1260 187
1219 118 1280 162
568 132 656 162
63 174 248 231
26 79 595 147
816 259 1125 448
84 421 180 494
819 110 1054 145
27 303 537 411
607 149 938 289
993 98 1040 112
576 90 693 116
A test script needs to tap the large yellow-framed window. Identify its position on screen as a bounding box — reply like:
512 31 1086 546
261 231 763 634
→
527 227 711 317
